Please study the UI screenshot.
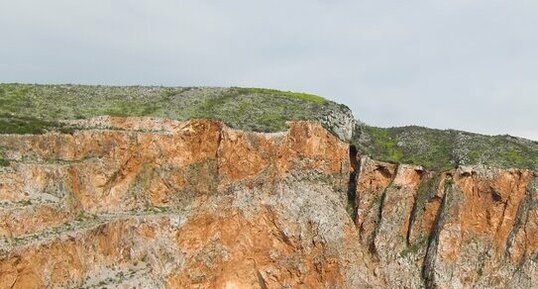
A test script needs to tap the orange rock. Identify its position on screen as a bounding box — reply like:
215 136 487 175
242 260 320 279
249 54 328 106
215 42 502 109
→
0 117 537 288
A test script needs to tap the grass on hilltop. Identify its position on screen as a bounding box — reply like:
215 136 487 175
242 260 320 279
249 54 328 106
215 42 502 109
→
0 84 339 135
2 83 538 172
353 124 538 171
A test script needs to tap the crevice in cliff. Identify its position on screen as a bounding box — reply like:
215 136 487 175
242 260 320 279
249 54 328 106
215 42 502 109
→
347 145 360 223
406 197 419 247
215 124 224 176
421 176 452 289
368 187 388 257
405 170 423 246
367 164 396 257
505 176 537 263
406 171 434 246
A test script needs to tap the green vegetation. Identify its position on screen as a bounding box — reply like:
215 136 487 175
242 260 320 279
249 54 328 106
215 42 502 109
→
0 113 75 134
415 174 440 212
16 199 33 206
361 126 403 162
184 159 219 195
444 177 454 189
0 84 340 134
0 146 8 167
354 125 455 171
233 87 327 105
354 124 538 172
400 235 429 258
372 191 385 207
74 211 97 223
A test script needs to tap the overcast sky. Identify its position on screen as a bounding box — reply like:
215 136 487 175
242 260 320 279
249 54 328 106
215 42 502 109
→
1 0 537 140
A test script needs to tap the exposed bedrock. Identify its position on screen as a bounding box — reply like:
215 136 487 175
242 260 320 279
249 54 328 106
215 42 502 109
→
0 117 536 288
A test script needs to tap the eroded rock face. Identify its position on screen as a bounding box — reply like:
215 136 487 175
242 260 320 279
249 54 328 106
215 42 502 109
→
0 118 375 289
353 158 538 289
0 117 537 288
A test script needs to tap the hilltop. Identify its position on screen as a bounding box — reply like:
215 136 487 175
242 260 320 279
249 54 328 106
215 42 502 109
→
0 83 353 137
1 83 538 172
354 124 538 171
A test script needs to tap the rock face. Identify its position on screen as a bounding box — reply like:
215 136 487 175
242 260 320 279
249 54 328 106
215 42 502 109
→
0 118 373 289
0 117 537 288
352 157 538 288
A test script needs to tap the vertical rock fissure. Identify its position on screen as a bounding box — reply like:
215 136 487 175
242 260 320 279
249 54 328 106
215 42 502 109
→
368 164 397 257
506 177 537 261
347 145 360 223
406 171 428 246
368 187 388 257
406 196 419 246
215 124 224 176
422 177 452 289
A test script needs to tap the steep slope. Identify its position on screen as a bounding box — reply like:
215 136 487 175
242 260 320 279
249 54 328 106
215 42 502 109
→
0 118 375 288
1 84 538 288
350 155 538 288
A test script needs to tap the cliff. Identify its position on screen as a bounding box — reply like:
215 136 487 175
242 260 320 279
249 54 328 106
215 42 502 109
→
0 118 366 288
0 84 537 288
351 157 538 288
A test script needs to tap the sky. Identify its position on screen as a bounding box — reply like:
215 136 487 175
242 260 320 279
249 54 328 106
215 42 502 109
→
1 0 538 140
